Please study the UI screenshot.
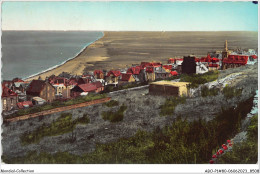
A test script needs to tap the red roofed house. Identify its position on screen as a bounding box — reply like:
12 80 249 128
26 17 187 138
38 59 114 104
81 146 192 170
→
222 55 249 70
70 81 104 97
47 75 58 84
12 78 24 83
248 55 258 64
146 66 156 81
162 65 172 72
127 66 141 75
251 55 258 59
2 80 13 88
93 81 104 92
149 62 162 67
140 62 151 69
170 71 178 76
68 77 78 88
26 80 56 103
105 70 121 86
77 77 89 85
145 62 162 81
94 70 104 79
119 73 135 85
208 64 220 71
2 86 18 111
168 58 175 64
127 66 145 82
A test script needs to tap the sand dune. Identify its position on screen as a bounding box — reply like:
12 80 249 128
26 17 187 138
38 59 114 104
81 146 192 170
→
26 31 258 81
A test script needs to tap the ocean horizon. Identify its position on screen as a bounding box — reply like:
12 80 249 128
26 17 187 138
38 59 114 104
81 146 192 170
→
1 31 103 81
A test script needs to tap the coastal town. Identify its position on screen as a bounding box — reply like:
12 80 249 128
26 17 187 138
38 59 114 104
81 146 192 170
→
2 40 258 116
1 2 259 172
1 39 258 165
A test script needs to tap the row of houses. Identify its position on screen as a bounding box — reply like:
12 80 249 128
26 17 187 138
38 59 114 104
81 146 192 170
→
1 60 180 112
2 41 258 112
1 75 105 112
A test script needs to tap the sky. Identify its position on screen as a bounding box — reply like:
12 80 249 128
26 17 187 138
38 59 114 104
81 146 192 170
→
1 1 258 31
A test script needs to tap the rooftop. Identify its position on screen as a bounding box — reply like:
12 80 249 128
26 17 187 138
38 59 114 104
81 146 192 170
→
32 96 46 102
150 81 190 87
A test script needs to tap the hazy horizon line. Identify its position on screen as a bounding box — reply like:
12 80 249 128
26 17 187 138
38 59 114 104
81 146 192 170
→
2 30 258 32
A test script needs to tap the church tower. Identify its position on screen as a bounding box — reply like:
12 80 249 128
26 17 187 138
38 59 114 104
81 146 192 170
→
222 40 229 59
221 40 229 70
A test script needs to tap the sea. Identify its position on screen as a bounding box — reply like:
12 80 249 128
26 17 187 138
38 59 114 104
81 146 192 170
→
1 31 104 81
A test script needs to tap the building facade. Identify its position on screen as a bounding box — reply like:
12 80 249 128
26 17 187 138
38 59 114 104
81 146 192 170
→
182 56 196 74
2 86 18 111
26 80 56 103
149 81 190 97
105 70 121 85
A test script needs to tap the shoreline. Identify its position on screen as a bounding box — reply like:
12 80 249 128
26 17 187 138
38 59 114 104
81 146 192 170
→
24 32 106 81
23 31 258 81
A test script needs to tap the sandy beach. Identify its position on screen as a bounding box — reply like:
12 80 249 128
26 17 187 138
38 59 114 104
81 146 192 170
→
26 31 258 81
25 34 109 81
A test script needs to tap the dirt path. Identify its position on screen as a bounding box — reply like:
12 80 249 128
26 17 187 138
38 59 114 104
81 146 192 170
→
5 97 111 122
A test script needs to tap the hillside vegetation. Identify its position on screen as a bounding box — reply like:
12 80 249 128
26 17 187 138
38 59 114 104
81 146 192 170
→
20 113 90 145
217 114 258 164
3 96 254 164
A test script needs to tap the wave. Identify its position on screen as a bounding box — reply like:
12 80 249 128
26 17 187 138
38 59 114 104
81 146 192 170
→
23 32 104 80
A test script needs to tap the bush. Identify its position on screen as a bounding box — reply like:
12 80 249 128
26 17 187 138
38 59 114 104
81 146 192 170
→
76 114 90 124
201 86 219 97
41 105 55 111
103 100 119 107
160 97 186 116
222 85 243 99
247 115 258 142
102 105 127 122
218 114 258 164
15 109 28 116
180 71 219 88
51 101 64 107
20 112 91 145
29 106 43 113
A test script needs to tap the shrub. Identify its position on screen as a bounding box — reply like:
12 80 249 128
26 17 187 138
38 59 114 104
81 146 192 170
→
29 106 43 114
218 114 258 164
41 105 55 111
20 112 91 145
102 105 127 122
76 114 90 124
222 85 243 99
103 100 119 107
51 101 64 107
160 97 186 116
247 114 258 142
15 109 28 116
201 86 219 97
180 71 219 88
